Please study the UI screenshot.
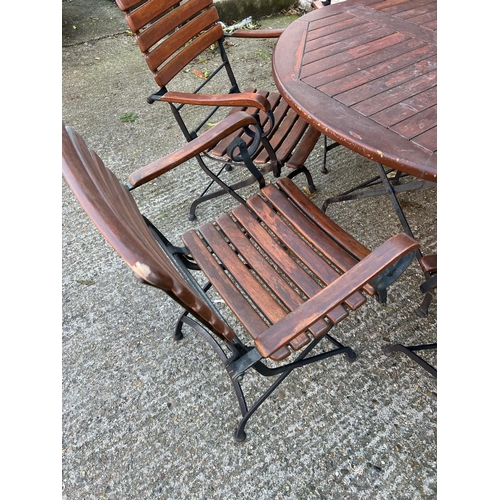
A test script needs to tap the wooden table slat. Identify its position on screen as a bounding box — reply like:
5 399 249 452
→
377 0 435 15
369 86 437 127
304 26 394 65
303 34 420 86
351 70 436 115
272 0 437 180
411 126 436 153
389 104 436 140
308 12 361 36
395 2 436 19
318 49 436 101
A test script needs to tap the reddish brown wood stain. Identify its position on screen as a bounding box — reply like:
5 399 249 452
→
273 0 437 182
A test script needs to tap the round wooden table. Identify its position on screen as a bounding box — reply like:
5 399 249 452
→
272 0 437 183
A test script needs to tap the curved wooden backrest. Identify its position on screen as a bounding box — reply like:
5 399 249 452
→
62 123 235 341
116 0 224 87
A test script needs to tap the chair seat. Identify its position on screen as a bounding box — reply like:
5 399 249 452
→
183 177 374 362
208 89 321 168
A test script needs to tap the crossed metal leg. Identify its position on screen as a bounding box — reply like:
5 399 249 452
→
322 162 437 377
174 310 356 441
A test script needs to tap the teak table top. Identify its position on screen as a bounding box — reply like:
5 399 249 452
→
273 0 437 182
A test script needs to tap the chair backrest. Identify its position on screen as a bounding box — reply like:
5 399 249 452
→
116 0 227 89
62 122 236 342
116 0 241 144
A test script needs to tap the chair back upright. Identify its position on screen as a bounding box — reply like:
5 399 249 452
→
62 123 236 342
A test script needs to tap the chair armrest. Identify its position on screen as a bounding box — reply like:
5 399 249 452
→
127 111 259 188
158 91 271 112
226 29 284 38
254 234 420 359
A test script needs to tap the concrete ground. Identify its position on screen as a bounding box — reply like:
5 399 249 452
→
62 1 437 498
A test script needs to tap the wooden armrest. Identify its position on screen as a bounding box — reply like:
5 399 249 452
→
127 111 259 188
254 234 420 358
158 91 271 112
420 254 437 274
227 29 284 38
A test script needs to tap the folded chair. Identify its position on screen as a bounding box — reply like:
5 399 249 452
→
62 116 419 441
115 0 322 220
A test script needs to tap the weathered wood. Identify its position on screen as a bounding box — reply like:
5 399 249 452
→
276 178 371 261
231 204 351 323
62 123 236 343
230 29 283 38
273 0 437 182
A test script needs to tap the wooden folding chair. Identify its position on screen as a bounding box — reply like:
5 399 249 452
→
62 116 419 441
115 0 323 220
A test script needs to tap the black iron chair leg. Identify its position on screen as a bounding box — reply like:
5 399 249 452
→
173 311 188 340
177 313 357 441
233 335 356 442
287 165 317 193
320 136 342 174
321 135 328 173
233 365 295 442
383 343 437 378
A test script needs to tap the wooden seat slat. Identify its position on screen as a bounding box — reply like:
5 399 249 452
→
271 117 309 167
276 178 372 263
285 125 321 170
241 195 367 311
261 185 366 280
215 214 330 340
198 222 314 351
198 223 289 325
231 204 350 324
181 230 291 362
